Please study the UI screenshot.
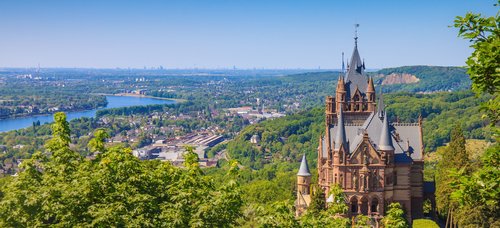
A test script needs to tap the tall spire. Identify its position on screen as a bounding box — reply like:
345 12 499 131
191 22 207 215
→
379 110 394 151
297 154 311 176
347 24 364 77
334 108 348 151
377 91 385 118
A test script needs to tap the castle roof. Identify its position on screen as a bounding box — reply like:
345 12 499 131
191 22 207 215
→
321 112 423 162
379 110 395 151
297 154 311 176
345 41 368 97
334 109 348 151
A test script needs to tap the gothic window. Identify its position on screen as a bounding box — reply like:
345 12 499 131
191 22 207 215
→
371 198 379 213
351 197 358 213
393 171 398 185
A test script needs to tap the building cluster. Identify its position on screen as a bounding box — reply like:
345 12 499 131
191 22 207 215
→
226 102 285 124
132 133 223 167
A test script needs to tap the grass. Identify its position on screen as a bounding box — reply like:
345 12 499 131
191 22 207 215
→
413 219 439 228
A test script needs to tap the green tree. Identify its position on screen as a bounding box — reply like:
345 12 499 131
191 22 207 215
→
87 128 109 153
450 143 500 227
381 202 409 228
454 1 500 125
300 184 350 228
308 185 326 215
435 124 469 217
326 184 349 215
354 214 371 228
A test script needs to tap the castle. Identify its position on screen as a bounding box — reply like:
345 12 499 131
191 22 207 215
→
296 35 424 223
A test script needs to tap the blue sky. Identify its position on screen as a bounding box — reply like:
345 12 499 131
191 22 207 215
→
0 0 497 69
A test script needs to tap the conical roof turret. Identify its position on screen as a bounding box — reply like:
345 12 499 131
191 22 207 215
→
297 154 311 176
336 75 346 92
367 77 375 93
334 108 348 151
379 109 394 151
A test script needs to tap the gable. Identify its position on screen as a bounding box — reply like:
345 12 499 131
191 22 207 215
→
349 136 382 165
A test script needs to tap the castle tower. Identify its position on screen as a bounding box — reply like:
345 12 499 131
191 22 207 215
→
296 154 312 216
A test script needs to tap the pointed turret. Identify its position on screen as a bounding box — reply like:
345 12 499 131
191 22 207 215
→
377 92 385 118
297 154 311 176
379 110 394 151
367 77 375 94
296 154 312 216
334 109 348 151
337 75 345 92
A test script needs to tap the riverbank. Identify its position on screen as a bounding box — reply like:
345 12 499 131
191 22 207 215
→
0 95 176 133
0 104 108 120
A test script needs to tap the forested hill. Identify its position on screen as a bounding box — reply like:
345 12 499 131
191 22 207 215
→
374 66 470 93
280 65 471 95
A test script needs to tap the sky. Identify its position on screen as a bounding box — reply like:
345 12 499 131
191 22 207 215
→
0 0 497 69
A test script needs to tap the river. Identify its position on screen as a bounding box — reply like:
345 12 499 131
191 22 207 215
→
0 96 175 133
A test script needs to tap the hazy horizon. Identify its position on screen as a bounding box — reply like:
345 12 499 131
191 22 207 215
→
0 0 497 69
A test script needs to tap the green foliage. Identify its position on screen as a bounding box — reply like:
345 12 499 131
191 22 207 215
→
454 1 500 125
255 201 300 228
308 185 326 215
435 125 470 216
381 202 409 228
227 107 324 169
449 142 500 227
87 128 109 153
326 184 349 215
354 214 371 228
0 113 243 227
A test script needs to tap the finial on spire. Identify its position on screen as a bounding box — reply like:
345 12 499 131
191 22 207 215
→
354 23 360 46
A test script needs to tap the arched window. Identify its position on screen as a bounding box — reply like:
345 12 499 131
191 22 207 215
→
351 197 358 213
371 198 379 213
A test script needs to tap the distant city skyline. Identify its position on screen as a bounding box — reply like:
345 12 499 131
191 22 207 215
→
0 0 497 69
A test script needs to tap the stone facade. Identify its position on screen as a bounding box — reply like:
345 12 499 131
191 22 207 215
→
296 37 424 223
